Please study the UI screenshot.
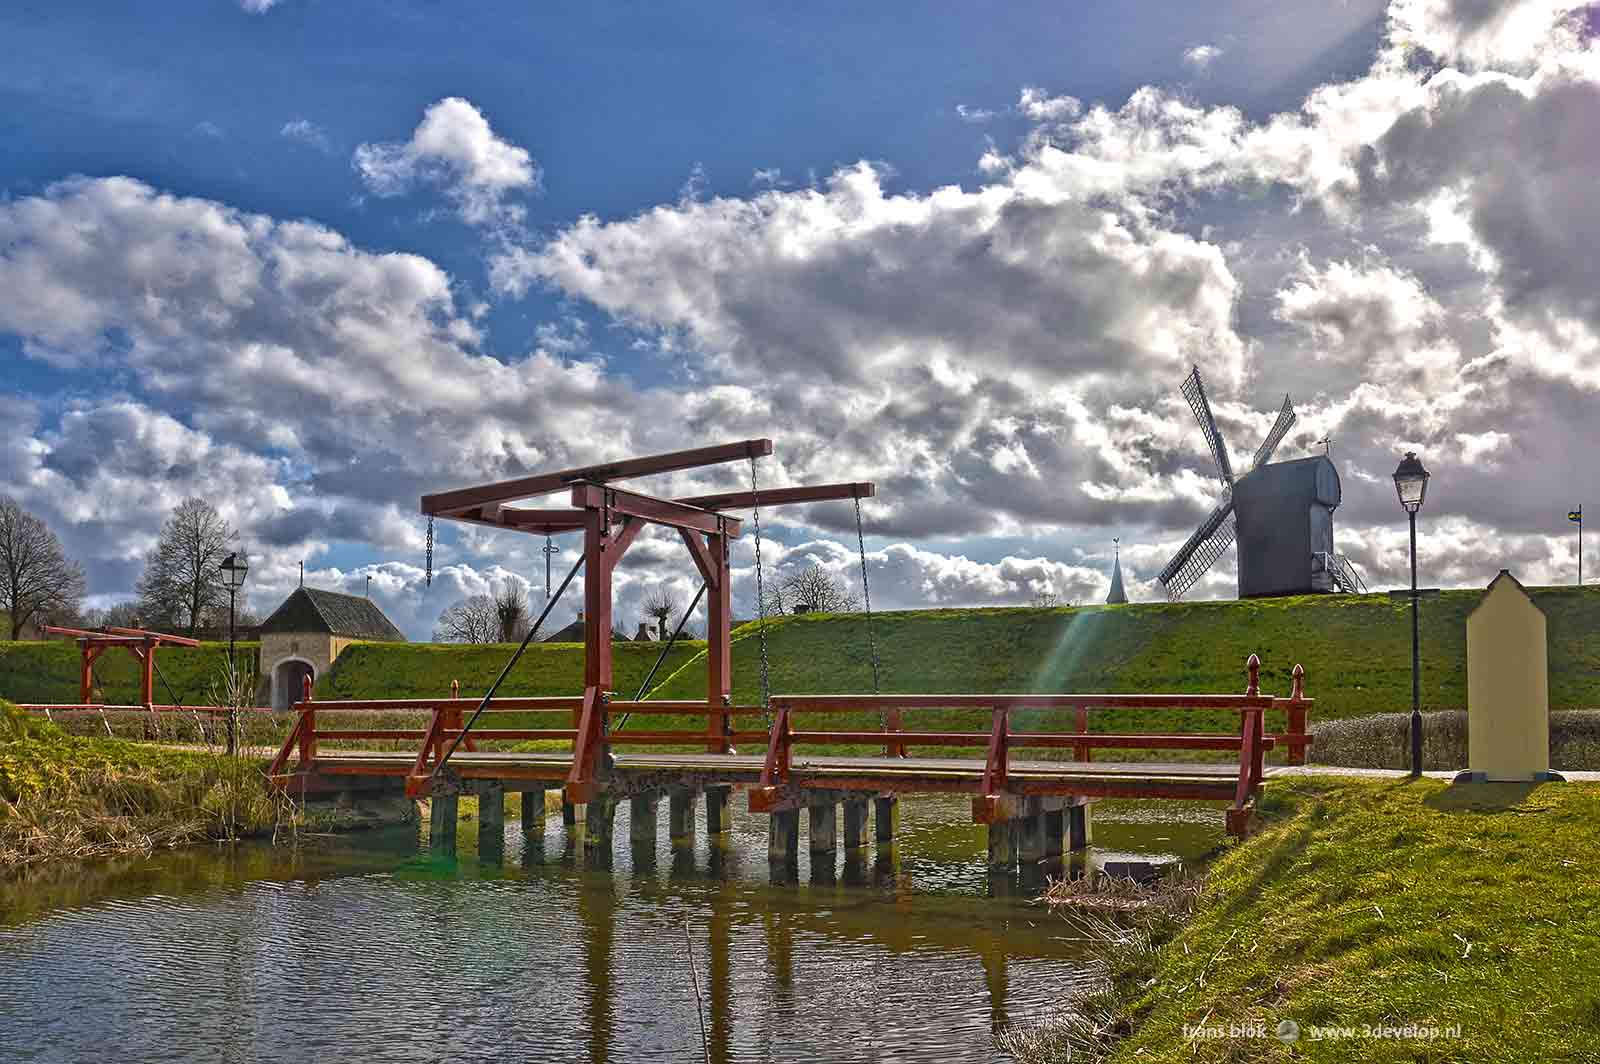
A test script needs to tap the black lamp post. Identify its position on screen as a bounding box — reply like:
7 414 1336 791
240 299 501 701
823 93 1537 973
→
219 551 249 755
1392 452 1430 777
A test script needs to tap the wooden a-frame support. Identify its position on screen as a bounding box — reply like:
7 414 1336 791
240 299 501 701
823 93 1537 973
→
421 439 875 803
39 625 202 708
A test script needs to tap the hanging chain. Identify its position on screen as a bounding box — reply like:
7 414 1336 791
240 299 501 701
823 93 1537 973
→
750 455 772 722
855 493 882 696
425 515 435 588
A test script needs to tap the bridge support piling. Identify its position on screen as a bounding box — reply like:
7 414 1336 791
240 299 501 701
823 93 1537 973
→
842 799 870 849
705 786 733 837
986 818 1018 869
669 788 697 845
521 788 548 838
873 796 899 844
586 795 617 848
630 794 659 847
1018 799 1046 864
477 783 505 860
429 793 458 854
562 799 586 829
1042 801 1065 860
808 802 838 855
768 809 801 865
1068 802 1093 852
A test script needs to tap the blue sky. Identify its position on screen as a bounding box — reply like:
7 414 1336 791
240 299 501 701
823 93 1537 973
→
4 0 1599 639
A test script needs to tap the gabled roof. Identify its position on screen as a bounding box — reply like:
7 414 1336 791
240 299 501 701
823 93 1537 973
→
260 587 406 641
541 616 630 643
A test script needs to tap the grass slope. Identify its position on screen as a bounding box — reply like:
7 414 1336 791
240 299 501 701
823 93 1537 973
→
0 640 259 706
322 639 707 700
1102 776 1600 1063
646 587 1600 724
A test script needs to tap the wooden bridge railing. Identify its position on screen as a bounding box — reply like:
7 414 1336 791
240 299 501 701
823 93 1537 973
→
753 655 1297 835
265 678 770 803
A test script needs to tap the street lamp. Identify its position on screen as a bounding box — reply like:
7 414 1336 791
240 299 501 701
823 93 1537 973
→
219 551 249 755
1393 452 1430 777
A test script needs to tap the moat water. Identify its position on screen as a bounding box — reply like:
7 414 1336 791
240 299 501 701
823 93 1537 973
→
0 796 1222 1063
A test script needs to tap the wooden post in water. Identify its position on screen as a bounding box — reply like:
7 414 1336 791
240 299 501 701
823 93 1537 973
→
587 794 617 847
669 788 697 845
1068 802 1093 852
522 787 548 838
768 809 800 864
563 799 585 829
429 793 458 854
1018 798 1046 864
630 793 659 847
808 802 838 855
873 796 899 844
986 818 1017 869
1042 799 1065 860
842 799 870 849
704 786 732 836
477 782 505 861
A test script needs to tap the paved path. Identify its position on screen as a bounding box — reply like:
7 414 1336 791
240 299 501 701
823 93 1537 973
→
1268 765 1600 781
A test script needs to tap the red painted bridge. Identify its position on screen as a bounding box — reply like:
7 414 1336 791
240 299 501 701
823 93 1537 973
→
268 655 1311 868
265 438 1314 869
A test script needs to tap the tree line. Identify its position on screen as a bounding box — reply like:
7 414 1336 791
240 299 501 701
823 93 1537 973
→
1 494 255 640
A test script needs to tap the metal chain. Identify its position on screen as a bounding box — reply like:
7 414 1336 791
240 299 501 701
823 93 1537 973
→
855 493 882 696
425 515 435 588
750 455 772 722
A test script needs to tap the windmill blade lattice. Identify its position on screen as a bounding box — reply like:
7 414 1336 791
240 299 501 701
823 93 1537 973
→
1181 365 1234 486
1251 395 1297 470
1158 493 1237 600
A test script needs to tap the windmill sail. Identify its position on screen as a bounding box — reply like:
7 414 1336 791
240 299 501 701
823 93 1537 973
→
1251 395 1297 470
1158 493 1237 600
1181 365 1234 486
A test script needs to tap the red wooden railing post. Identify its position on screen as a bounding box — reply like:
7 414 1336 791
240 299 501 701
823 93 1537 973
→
885 703 906 759
1287 663 1309 766
980 705 1009 797
1074 705 1090 763
299 673 316 764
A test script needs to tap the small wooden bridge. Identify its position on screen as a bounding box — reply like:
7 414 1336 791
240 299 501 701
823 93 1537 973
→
268 655 1311 869
264 438 1312 870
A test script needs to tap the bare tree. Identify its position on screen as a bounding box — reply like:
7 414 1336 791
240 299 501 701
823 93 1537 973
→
136 497 236 637
779 564 860 614
434 594 499 644
1029 589 1061 608
495 582 531 642
641 586 679 640
81 600 143 630
0 497 86 639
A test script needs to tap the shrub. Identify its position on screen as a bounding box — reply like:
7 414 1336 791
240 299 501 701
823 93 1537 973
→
1310 709 1600 770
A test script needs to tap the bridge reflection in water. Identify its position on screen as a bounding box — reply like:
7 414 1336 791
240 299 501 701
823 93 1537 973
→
0 796 1220 1064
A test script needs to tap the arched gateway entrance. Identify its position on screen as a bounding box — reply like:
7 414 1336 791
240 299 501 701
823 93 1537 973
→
272 658 315 710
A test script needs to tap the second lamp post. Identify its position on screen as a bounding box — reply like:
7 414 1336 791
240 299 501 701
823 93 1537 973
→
1392 451 1431 777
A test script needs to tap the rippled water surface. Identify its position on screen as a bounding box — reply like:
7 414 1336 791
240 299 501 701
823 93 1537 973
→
0 796 1221 1063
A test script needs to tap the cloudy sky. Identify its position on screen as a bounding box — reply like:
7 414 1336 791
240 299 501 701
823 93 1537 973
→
4 0 1598 639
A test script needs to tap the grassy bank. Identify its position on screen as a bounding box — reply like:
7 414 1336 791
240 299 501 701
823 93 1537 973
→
322 638 706 700
0 701 293 867
1023 776 1600 1062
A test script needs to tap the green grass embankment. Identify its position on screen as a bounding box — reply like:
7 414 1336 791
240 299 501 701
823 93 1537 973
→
1073 777 1600 1063
635 589 1600 755
0 640 259 705
9 588 1599 758
0 701 292 867
321 639 706 701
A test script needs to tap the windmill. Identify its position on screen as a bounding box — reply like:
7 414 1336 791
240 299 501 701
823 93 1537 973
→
1159 365 1363 601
